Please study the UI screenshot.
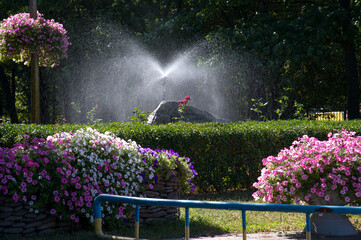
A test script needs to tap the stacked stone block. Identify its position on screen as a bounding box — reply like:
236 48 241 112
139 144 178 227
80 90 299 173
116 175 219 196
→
138 176 180 224
0 196 73 237
0 176 180 236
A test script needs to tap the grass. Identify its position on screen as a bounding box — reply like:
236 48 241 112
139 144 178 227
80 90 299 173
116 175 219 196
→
183 191 305 235
4 190 361 240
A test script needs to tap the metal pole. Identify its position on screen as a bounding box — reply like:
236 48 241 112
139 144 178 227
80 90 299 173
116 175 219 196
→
185 208 190 240
135 205 140 239
242 210 247 240
29 0 40 124
306 213 311 240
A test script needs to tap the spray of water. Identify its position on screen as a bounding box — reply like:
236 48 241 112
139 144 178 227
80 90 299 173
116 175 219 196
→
64 20 262 124
69 38 228 122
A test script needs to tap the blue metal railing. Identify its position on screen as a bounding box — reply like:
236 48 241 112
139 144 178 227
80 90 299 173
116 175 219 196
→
93 194 361 240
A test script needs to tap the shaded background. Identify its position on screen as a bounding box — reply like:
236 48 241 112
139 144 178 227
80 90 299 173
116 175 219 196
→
0 0 360 123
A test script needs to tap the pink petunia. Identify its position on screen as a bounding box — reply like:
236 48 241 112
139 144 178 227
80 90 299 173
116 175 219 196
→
12 193 19 202
325 195 330 201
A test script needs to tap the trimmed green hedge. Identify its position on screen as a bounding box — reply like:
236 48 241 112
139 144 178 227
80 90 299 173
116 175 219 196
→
2 120 361 192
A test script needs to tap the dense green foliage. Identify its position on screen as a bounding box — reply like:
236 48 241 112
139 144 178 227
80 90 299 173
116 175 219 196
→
2 120 361 191
0 0 360 123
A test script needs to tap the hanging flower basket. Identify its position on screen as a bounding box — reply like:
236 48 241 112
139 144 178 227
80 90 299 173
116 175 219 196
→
0 12 71 67
252 129 361 236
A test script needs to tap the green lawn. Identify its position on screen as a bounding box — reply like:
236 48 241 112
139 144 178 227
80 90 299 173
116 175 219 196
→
5 191 361 240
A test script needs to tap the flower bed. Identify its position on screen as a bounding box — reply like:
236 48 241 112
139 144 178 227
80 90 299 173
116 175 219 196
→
252 129 361 205
0 128 196 236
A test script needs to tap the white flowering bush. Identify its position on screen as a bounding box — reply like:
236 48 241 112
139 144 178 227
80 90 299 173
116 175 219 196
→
47 128 156 223
0 127 196 226
252 129 361 205
0 12 70 67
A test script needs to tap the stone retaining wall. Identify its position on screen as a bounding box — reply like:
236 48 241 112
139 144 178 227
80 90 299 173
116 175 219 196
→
0 176 180 237
0 196 74 237
138 176 180 224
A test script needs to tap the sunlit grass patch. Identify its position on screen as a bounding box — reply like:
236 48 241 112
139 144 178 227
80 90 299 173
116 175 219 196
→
178 190 305 235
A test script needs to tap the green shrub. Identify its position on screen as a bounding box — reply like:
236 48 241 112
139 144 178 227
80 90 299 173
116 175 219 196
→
2 120 361 192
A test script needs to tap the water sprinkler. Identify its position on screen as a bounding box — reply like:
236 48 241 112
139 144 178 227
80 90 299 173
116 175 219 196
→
161 76 167 100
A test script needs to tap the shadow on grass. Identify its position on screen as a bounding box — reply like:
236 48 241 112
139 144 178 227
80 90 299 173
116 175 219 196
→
283 232 361 240
2 231 99 240
4 217 227 240
105 217 229 240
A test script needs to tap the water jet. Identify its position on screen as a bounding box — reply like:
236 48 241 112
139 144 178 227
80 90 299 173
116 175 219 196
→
69 39 243 122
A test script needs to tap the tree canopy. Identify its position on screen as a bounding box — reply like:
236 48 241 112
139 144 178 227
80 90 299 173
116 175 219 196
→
0 0 360 123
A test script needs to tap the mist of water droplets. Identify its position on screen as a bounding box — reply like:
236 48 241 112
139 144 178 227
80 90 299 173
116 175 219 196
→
71 39 228 122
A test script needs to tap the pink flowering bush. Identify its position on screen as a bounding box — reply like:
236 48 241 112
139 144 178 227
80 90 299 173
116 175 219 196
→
0 128 196 226
177 96 191 119
177 96 191 107
252 129 361 205
0 12 70 67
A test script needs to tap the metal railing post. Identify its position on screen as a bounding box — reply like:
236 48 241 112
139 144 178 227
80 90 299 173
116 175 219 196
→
135 205 140 239
306 212 311 240
185 207 190 240
242 210 247 240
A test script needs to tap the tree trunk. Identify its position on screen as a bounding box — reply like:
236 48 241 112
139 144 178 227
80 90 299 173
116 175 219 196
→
340 0 360 119
30 0 41 124
343 41 360 119
40 68 50 123
11 65 15 103
0 65 19 123
0 93 3 117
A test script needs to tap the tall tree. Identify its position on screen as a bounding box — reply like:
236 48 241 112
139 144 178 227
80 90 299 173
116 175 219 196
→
0 64 18 123
1 0 360 122
339 0 360 119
